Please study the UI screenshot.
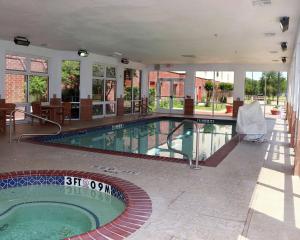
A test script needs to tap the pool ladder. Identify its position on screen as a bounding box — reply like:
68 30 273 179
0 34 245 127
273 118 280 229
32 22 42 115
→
167 119 203 170
9 109 62 143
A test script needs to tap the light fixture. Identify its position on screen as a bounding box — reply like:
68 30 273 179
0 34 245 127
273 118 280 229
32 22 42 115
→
282 57 287 63
14 36 30 46
279 17 289 32
78 49 89 57
281 42 287 51
121 58 129 64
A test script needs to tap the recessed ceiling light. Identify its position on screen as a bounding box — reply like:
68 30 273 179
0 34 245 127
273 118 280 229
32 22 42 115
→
252 0 271 6
264 32 276 37
269 50 278 54
181 54 196 58
282 57 287 63
113 52 123 56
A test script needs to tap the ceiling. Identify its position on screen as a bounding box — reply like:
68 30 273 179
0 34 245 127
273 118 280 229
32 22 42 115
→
0 0 299 64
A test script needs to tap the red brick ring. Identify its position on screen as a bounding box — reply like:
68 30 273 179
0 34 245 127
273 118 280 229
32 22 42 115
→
0 170 152 240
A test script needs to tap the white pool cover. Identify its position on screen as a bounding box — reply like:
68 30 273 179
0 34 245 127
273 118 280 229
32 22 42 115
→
236 101 267 141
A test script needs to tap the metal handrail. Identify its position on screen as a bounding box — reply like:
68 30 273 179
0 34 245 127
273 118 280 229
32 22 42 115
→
9 109 62 143
167 119 203 169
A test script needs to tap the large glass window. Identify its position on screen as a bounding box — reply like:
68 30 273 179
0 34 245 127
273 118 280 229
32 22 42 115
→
245 71 287 118
92 64 117 118
5 54 49 120
124 68 141 114
195 71 234 116
148 71 185 113
61 60 80 119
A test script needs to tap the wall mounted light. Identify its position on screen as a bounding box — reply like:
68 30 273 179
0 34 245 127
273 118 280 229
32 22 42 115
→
282 57 287 63
78 49 89 57
14 36 30 46
280 17 289 32
281 42 287 51
121 58 129 64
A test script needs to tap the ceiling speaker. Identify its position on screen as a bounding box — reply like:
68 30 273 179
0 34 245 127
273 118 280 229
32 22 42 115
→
154 64 160 71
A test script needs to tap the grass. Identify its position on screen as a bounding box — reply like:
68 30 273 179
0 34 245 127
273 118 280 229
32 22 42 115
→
195 103 226 112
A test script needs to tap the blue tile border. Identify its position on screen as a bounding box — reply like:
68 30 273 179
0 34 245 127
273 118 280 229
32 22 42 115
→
0 175 64 190
0 175 126 203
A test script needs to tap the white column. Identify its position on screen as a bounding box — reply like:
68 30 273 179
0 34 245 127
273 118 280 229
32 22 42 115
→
233 69 245 100
141 68 149 98
0 48 5 98
48 54 62 99
79 58 92 99
184 69 195 98
116 65 124 98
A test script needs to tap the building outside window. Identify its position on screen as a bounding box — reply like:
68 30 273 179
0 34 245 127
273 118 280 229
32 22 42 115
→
5 54 49 120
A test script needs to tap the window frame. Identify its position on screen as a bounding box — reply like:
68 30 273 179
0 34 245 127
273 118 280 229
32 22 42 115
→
5 53 49 104
92 63 117 118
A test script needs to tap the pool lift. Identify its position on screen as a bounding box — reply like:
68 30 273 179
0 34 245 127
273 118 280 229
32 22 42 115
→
167 119 203 169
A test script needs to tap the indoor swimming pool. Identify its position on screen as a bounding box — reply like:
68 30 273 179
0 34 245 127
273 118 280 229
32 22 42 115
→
34 117 237 166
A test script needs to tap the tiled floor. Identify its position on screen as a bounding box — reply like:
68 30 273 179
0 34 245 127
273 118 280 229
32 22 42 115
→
0 114 299 240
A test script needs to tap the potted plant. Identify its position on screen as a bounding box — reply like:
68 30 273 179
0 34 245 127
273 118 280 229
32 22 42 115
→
271 105 280 115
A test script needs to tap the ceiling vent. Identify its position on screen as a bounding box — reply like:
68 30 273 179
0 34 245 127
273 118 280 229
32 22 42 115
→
264 32 276 37
181 54 196 58
252 0 271 6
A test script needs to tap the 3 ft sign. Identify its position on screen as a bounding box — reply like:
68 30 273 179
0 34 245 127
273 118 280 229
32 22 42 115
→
64 176 111 195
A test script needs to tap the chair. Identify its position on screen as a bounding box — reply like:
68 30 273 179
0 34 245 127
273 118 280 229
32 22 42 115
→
0 103 16 131
31 102 49 124
62 102 72 124
50 98 61 106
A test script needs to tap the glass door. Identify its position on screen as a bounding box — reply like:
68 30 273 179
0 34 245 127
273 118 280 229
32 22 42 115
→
157 78 184 113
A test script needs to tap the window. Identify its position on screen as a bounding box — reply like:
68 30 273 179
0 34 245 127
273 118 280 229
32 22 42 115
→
5 54 49 120
124 68 141 114
30 58 48 73
194 71 234 116
6 55 26 72
245 71 287 117
92 64 117 117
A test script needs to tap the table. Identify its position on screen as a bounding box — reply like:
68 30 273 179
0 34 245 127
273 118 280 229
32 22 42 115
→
41 105 64 123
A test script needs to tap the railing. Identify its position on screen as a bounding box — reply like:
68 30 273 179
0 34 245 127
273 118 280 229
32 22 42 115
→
167 119 202 169
9 109 62 143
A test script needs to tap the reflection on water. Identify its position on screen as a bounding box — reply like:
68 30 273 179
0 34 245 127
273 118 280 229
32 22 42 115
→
50 119 236 160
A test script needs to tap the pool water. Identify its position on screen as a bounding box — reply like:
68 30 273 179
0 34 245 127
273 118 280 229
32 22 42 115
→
47 119 236 161
0 185 125 240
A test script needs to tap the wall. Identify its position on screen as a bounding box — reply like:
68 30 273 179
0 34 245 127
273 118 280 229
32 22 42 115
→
287 23 300 176
0 39 145 100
